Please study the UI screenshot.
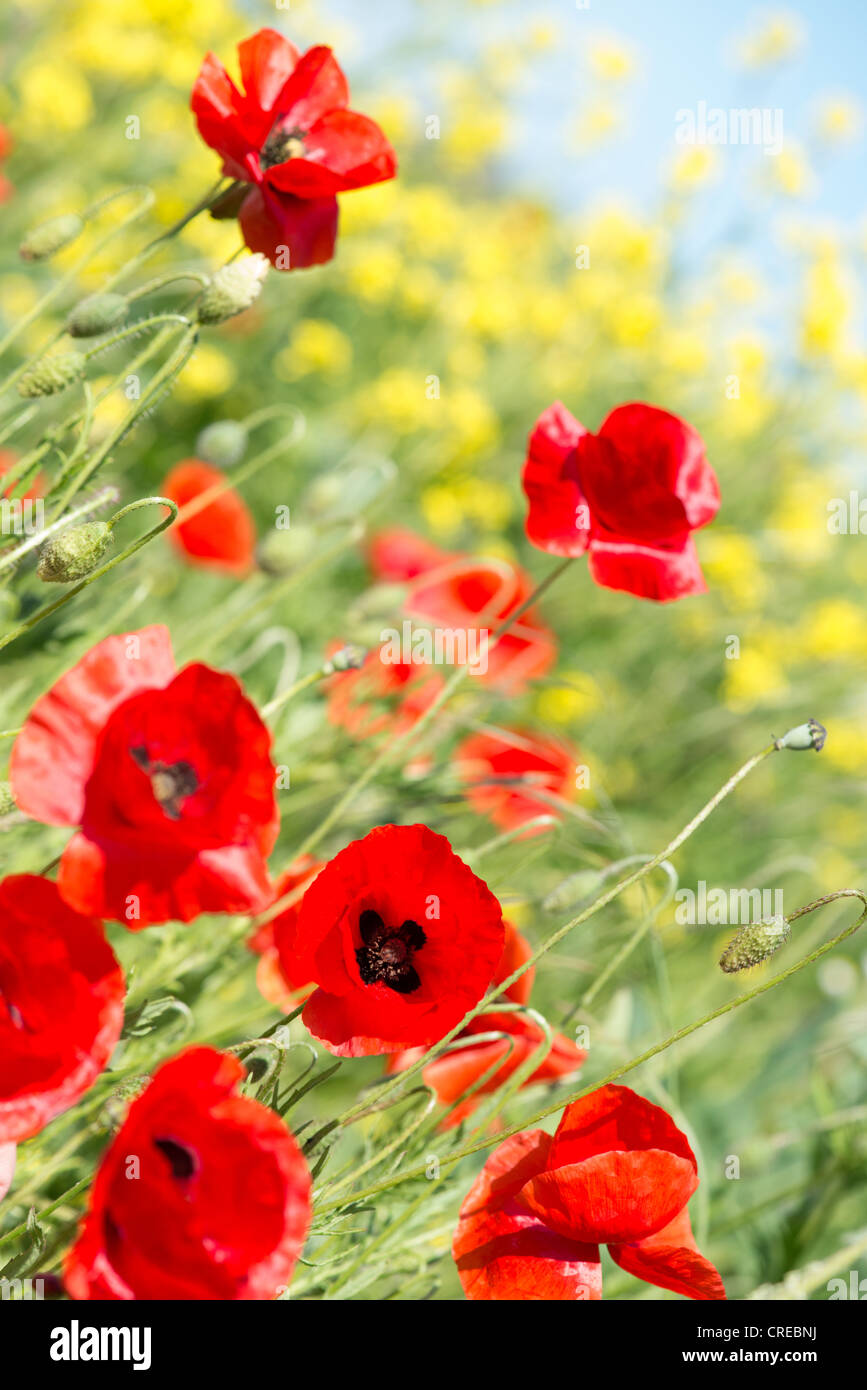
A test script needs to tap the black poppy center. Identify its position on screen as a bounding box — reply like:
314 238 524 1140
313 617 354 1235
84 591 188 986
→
355 909 426 994
153 1136 198 1180
0 986 26 1032
260 124 307 170
130 746 199 820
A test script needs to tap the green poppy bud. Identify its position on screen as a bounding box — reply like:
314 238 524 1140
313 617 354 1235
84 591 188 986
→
67 292 128 338
18 351 86 398
0 782 16 817
775 719 827 753
197 254 269 324
196 420 248 468
37 521 113 583
20 213 85 261
324 644 367 674
719 914 791 973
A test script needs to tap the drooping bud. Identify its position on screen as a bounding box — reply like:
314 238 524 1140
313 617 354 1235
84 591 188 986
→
67 292 128 339
775 719 827 752
257 523 316 576
37 521 113 583
20 212 85 261
0 782 16 817
18 351 86 398
196 419 248 468
197 254 269 324
719 914 791 973
324 644 367 674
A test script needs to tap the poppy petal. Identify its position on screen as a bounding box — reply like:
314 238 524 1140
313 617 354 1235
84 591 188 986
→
597 403 720 532
522 401 591 557
239 184 338 269
237 28 301 113
587 532 707 602
10 626 175 826
609 1205 726 1300
453 1130 602 1300
265 110 397 198
0 1144 15 1201
191 52 260 180
273 45 349 130
520 1148 699 1246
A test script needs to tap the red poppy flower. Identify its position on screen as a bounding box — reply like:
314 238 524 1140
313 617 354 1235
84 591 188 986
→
10 626 278 927
64 1047 312 1300
0 1144 15 1201
191 28 396 269
368 528 448 582
456 728 579 836
162 459 256 576
453 1084 726 1301
325 644 445 742
386 923 582 1128
248 856 324 1012
406 555 557 693
0 875 124 1144
276 824 505 1057
522 401 720 601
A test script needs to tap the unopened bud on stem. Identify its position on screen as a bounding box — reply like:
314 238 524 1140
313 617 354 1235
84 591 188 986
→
67 292 128 338
775 718 827 752
719 914 791 973
197 255 269 324
18 351 86 398
20 213 84 261
37 521 113 583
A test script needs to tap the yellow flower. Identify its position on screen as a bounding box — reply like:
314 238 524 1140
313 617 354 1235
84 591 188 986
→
800 253 851 359
535 673 603 725
277 320 353 380
669 147 720 191
724 645 788 710
702 533 766 610
175 344 236 400
797 599 867 660
18 59 93 132
345 245 402 303
764 146 813 199
738 11 805 68
571 102 623 149
815 94 863 144
587 36 636 81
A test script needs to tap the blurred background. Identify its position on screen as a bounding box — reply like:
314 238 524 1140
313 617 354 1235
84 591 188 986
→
1 0 866 1299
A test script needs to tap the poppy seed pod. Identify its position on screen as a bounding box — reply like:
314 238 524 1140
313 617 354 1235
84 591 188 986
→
775 718 827 752
195 419 248 468
197 254 270 324
19 212 84 261
17 351 86 398
719 914 791 973
37 521 114 583
66 292 128 339
324 643 367 673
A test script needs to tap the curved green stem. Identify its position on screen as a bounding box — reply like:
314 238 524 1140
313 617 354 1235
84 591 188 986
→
316 889 867 1214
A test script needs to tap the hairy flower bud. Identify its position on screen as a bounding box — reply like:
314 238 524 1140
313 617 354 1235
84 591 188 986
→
775 719 827 753
196 420 248 468
197 254 269 324
37 521 113 583
67 292 128 339
0 782 16 817
18 351 86 398
719 914 791 973
20 213 85 261
324 644 367 674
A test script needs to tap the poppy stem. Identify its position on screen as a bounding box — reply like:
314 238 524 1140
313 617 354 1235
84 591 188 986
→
250 556 576 930
316 891 867 1214
323 739 779 1134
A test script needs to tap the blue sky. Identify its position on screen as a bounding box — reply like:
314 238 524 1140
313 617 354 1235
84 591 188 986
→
324 0 867 248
